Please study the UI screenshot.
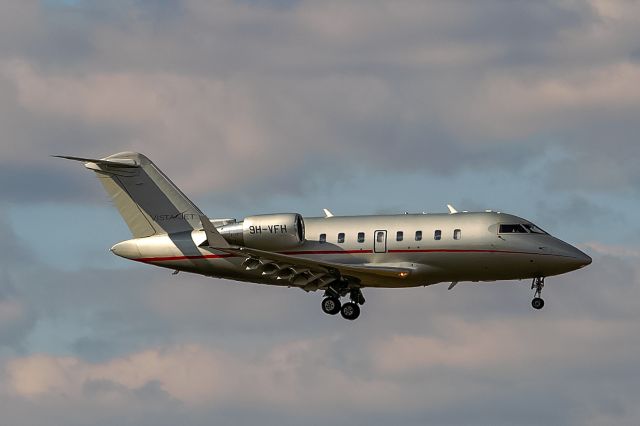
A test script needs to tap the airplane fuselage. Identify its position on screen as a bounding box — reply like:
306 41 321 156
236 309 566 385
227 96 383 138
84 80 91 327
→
112 211 591 289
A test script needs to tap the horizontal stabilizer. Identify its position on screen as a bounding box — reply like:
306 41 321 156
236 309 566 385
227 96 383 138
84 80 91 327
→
53 155 140 168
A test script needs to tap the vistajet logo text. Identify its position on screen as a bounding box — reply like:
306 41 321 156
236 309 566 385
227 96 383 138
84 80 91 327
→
152 212 197 221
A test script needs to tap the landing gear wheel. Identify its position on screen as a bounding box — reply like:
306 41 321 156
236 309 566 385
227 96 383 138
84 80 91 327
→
531 277 545 310
321 297 341 315
531 297 545 310
340 302 360 320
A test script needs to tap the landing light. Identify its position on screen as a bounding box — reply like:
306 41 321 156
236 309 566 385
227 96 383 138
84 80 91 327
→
398 272 409 278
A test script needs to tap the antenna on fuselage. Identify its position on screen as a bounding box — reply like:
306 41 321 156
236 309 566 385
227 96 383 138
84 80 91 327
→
323 209 334 218
447 204 458 214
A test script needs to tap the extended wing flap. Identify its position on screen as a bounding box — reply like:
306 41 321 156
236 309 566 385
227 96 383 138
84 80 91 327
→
217 246 413 287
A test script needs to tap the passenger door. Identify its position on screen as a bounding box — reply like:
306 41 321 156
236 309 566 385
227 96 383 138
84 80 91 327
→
374 230 387 253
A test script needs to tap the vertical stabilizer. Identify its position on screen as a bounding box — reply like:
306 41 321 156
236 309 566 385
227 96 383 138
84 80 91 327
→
58 152 204 238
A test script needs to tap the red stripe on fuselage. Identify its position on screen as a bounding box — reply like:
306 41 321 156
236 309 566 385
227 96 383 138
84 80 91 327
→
134 253 236 263
280 249 373 255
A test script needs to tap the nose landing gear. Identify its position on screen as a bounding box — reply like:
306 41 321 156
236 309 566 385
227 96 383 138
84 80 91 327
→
321 287 365 320
531 277 545 310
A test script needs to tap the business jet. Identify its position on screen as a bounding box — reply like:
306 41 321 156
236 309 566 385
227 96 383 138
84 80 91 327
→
57 152 591 320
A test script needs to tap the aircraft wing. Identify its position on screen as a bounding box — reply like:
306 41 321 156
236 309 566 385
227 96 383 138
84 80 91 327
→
212 245 414 291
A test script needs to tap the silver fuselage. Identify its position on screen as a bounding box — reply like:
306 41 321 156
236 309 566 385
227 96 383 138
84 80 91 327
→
112 212 591 288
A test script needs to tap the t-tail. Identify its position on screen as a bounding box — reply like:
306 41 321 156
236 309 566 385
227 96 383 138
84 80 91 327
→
55 152 204 238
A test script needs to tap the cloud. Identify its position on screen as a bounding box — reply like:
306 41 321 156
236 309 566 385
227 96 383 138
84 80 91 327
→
369 317 634 375
534 195 617 233
6 346 221 403
0 297 35 348
4 340 395 410
1 0 639 204
583 242 640 259
0 217 37 348
4 285 640 425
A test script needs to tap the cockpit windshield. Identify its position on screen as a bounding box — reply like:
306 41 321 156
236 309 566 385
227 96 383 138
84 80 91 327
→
523 223 547 234
499 224 528 233
499 223 548 235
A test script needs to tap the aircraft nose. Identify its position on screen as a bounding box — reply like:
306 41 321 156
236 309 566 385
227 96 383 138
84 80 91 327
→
577 251 592 268
562 244 592 269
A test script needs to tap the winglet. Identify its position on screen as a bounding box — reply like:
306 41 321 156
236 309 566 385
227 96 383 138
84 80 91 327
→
447 204 458 214
199 215 230 248
323 209 334 218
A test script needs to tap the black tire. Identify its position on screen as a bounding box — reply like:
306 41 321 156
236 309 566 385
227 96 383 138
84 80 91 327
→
531 297 545 310
340 302 361 320
322 297 341 315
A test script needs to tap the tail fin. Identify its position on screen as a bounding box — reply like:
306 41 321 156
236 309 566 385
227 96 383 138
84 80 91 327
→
56 152 204 238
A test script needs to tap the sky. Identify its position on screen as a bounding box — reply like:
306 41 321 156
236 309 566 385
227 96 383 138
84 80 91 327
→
1 0 640 425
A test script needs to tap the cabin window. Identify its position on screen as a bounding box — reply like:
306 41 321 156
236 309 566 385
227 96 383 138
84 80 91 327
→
396 231 404 241
499 224 528 234
338 233 345 243
357 232 365 243
376 232 385 243
434 230 442 240
415 230 422 241
454 229 461 240
319 233 326 243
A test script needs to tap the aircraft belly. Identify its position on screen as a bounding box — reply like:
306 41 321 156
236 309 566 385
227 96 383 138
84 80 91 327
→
189 251 539 287
422 251 546 282
181 250 557 287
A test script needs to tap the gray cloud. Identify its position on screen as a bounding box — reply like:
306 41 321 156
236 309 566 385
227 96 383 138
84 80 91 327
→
534 195 619 232
0 219 36 349
1 0 639 203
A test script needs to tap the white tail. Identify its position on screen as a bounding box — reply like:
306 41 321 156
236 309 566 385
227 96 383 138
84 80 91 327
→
56 152 204 238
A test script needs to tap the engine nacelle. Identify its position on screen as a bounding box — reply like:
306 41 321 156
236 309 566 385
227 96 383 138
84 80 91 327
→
218 213 305 250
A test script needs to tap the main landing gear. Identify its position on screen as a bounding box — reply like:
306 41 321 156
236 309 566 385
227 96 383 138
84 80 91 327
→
531 277 545 310
321 288 365 320
321 296 341 315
